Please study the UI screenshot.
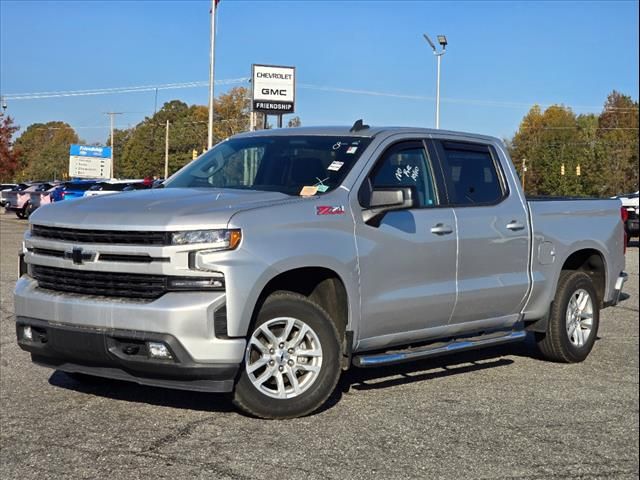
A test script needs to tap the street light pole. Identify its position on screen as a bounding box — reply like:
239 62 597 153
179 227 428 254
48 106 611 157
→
207 0 217 150
423 34 447 129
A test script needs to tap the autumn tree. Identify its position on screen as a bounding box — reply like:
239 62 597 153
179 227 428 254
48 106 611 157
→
0 113 20 182
118 87 253 178
596 91 639 194
13 121 79 181
509 104 584 196
509 91 638 197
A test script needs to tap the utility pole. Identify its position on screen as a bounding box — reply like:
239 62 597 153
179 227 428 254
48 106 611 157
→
423 34 448 129
165 120 170 180
207 0 217 150
105 112 123 178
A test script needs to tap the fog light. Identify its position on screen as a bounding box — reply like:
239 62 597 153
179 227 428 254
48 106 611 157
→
147 342 173 359
23 326 33 341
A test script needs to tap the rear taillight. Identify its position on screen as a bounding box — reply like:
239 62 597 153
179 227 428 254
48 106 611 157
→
621 207 628 254
61 192 67 199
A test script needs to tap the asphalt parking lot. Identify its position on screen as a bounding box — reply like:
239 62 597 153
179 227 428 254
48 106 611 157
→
0 212 638 479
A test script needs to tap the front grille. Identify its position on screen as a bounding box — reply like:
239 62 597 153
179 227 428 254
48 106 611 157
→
31 265 167 299
31 225 171 245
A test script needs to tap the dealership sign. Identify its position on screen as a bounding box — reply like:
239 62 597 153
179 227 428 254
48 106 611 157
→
69 144 112 179
251 64 295 114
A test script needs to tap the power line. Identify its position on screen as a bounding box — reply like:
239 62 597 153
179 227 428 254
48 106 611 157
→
4 79 638 112
2 78 249 100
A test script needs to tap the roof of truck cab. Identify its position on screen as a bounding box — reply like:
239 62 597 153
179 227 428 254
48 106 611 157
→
231 126 502 143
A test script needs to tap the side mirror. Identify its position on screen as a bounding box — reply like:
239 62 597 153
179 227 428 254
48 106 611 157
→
362 187 415 224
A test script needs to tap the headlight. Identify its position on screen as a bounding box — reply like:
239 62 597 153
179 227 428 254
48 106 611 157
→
167 276 225 291
171 229 241 249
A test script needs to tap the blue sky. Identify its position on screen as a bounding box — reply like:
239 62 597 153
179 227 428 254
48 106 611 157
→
1 0 638 144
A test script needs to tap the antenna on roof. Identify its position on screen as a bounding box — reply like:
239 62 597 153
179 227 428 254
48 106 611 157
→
350 119 370 133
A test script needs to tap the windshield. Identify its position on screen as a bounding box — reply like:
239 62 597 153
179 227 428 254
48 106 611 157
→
164 135 372 195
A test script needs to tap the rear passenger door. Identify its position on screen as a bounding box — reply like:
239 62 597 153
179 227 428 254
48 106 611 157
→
433 139 530 326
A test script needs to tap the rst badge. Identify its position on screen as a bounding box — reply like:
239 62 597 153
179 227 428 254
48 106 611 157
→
316 205 345 216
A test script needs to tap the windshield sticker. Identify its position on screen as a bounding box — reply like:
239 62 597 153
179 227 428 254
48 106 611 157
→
328 161 344 171
300 186 318 196
395 165 420 182
346 146 358 154
316 184 329 193
316 205 345 215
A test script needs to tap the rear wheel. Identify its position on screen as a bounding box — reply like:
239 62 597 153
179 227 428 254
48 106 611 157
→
233 292 341 419
536 271 599 363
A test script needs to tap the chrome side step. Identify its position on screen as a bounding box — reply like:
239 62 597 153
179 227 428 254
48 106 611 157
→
352 330 526 368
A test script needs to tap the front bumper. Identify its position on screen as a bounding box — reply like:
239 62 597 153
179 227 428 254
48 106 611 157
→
17 318 238 392
14 276 246 363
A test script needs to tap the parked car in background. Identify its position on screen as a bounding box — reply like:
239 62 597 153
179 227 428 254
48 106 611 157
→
7 182 56 219
83 179 151 197
24 184 62 218
51 180 100 202
2 183 30 208
616 191 639 242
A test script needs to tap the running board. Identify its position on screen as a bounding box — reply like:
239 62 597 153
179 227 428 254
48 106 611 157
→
352 330 527 368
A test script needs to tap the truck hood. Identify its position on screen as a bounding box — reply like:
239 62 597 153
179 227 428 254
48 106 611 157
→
30 188 295 230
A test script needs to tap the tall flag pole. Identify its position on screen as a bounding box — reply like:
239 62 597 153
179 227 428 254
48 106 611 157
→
207 0 219 149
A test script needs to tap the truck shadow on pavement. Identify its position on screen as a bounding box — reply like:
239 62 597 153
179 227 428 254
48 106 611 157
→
48 335 549 417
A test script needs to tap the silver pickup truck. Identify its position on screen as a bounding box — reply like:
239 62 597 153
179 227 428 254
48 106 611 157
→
15 125 628 419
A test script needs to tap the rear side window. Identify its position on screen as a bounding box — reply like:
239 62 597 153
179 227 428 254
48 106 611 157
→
439 142 505 205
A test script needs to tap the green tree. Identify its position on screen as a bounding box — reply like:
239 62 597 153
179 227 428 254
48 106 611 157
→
118 87 253 178
0 113 20 182
13 121 79 181
510 104 583 196
596 91 639 195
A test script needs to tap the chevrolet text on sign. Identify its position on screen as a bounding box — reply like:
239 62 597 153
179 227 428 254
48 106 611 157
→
252 64 295 114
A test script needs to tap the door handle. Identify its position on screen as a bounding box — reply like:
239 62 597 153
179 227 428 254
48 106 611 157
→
506 220 525 231
430 223 453 235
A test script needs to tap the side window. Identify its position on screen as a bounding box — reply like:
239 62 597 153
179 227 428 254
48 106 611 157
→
370 143 437 207
440 143 505 205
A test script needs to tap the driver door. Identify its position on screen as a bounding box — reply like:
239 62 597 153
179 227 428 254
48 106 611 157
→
355 140 458 349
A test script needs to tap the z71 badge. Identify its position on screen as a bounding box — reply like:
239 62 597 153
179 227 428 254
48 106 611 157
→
316 205 345 215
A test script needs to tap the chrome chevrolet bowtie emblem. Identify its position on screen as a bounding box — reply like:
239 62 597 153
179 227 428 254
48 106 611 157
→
64 247 95 265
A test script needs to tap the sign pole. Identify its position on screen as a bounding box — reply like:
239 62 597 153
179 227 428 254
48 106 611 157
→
277 115 283 128
207 0 216 150
165 120 170 180
104 112 123 178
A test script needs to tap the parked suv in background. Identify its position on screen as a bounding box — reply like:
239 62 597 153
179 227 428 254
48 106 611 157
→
619 191 639 242
51 180 100 202
83 179 150 197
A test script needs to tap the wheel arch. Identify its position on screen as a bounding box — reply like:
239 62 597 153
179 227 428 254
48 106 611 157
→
251 266 350 340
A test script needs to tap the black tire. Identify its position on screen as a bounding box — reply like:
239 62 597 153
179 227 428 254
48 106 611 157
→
24 202 34 219
15 208 25 219
233 292 341 419
535 270 600 363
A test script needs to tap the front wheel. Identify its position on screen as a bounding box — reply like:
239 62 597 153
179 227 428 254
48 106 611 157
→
536 270 600 363
233 292 341 419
